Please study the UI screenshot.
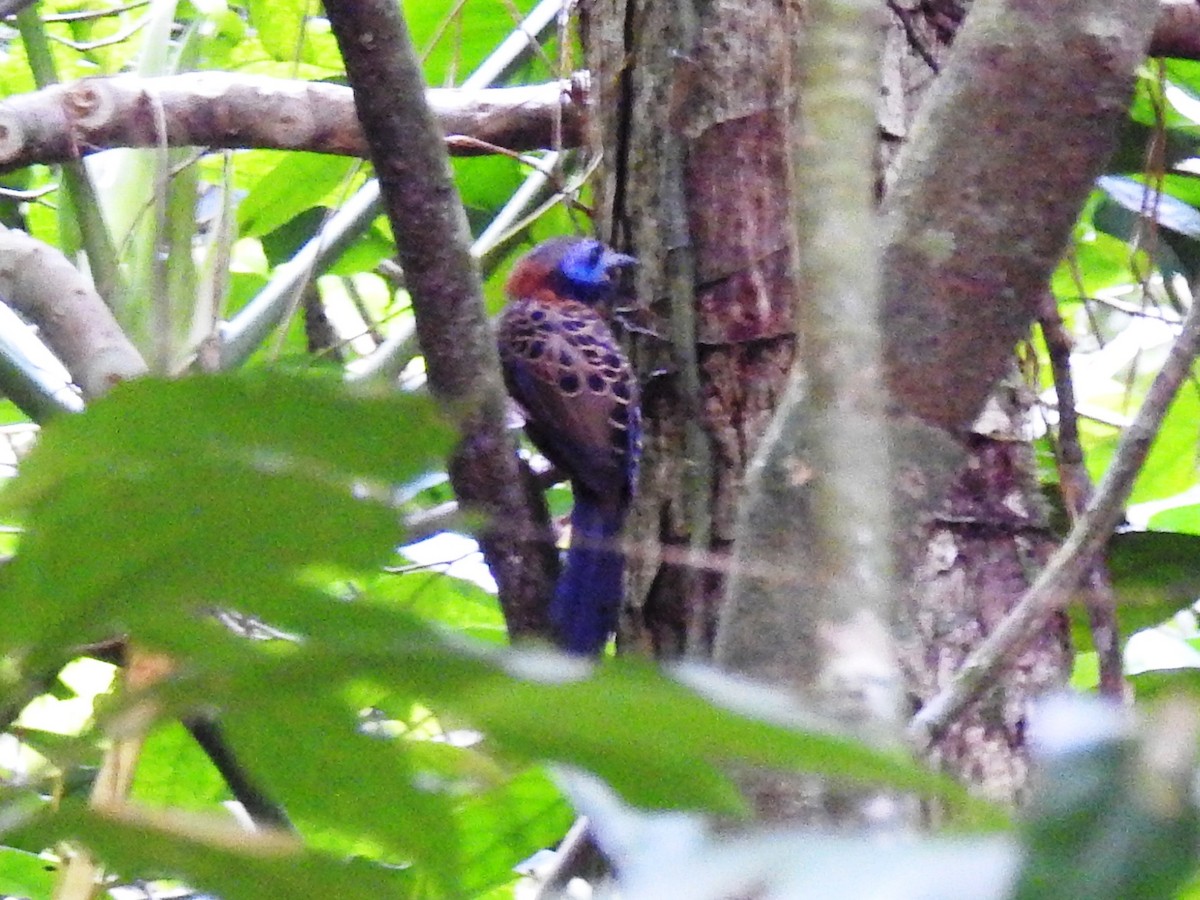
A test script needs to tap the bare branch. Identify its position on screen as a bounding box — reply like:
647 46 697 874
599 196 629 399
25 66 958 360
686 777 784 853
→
324 0 556 640
0 73 585 174
0 226 147 399
1038 292 1125 701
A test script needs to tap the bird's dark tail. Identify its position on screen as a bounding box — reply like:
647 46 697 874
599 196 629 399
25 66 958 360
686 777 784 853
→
550 494 626 655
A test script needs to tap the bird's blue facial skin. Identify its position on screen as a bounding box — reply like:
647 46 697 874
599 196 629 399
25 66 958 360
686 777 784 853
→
553 239 638 305
558 240 612 300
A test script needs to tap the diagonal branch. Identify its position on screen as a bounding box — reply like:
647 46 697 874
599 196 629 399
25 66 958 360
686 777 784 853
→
323 0 556 640
0 225 146 401
909 292 1200 749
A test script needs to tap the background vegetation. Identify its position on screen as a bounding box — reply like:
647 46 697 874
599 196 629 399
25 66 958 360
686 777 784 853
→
0 0 1195 897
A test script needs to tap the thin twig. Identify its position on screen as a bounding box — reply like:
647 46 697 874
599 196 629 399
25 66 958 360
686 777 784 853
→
885 0 940 73
910 292 1200 749
1037 291 1125 700
45 12 147 51
34 0 149 22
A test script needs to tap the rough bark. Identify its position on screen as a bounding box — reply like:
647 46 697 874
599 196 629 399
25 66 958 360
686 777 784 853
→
587 0 1156 812
902 414 1071 805
584 0 802 660
880 0 1157 803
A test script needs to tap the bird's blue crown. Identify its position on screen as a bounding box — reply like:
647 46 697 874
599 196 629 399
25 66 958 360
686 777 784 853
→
508 237 635 306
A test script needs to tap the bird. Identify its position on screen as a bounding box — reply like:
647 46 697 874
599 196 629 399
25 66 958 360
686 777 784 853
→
497 236 640 655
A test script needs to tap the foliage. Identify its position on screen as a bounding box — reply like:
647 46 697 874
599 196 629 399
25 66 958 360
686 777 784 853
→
0 0 1196 898
0 372 983 898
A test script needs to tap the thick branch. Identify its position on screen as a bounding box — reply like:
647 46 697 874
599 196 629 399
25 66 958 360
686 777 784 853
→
1151 0 1200 59
881 0 1159 431
0 225 146 398
0 73 585 174
324 0 555 639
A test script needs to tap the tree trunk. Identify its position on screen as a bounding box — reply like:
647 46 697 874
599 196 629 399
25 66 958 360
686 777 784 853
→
583 0 1152 809
583 0 802 660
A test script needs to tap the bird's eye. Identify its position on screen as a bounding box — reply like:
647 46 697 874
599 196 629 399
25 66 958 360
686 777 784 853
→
586 242 605 269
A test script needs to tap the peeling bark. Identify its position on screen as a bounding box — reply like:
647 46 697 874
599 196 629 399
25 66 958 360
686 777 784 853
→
585 0 803 660
880 0 1156 802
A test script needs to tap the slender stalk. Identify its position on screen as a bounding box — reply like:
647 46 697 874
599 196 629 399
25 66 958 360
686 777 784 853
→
717 0 902 825
15 6 123 302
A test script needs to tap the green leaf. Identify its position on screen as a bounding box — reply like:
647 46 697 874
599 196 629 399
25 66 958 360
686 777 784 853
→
457 768 572 895
365 571 507 643
237 153 358 239
403 0 539 87
30 803 417 900
1052 227 1142 299
455 156 526 234
0 846 54 900
1148 503 1200 535
246 0 305 62
6 372 452 502
1129 667 1200 703
1104 531 1200 638
0 373 454 653
130 720 231 812
153 628 992 822
1084 388 1200 506
215 675 461 888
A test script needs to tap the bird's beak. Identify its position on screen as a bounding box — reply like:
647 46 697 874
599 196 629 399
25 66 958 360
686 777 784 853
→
603 249 637 271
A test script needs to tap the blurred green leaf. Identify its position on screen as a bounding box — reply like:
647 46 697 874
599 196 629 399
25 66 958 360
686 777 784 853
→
30 803 415 900
457 768 571 895
1129 666 1200 703
1103 531 1200 640
145 626 993 823
130 721 231 812
403 0 539 87
0 373 453 654
1013 698 1197 900
0 846 54 900
1149 503 1200 535
243 0 341 69
1052 226 1143 299
1084 389 1200 506
366 571 506 643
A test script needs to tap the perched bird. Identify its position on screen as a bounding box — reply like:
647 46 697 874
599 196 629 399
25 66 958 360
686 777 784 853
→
498 237 639 655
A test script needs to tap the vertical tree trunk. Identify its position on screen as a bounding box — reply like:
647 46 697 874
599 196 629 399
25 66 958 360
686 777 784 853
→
583 0 802 659
878 1 1079 804
584 0 1148 809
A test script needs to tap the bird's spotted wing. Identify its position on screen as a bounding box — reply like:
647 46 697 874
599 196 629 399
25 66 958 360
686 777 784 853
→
498 296 637 503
